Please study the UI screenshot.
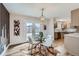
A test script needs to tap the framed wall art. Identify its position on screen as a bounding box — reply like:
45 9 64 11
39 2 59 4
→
14 20 20 36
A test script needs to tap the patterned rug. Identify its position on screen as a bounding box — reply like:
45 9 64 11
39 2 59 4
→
30 43 60 56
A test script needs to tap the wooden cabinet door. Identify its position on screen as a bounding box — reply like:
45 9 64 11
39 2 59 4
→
0 4 2 36
0 3 10 45
1 4 5 30
71 9 79 26
5 9 10 44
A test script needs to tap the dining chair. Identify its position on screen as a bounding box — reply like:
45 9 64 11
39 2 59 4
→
28 36 40 55
42 35 58 56
43 35 53 47
28 36 33 50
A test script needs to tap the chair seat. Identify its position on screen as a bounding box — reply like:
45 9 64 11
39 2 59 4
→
42 35 54 47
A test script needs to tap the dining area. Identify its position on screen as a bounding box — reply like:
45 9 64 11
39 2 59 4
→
5 31 66 56
27 32 59 56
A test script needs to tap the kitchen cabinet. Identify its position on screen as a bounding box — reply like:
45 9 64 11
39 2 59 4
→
64 33 79 55
71 8 79 26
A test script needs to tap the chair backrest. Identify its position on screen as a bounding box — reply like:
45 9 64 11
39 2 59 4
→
43 35 54 47
28 36 33 44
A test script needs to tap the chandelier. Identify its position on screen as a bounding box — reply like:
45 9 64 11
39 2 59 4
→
40 8 46 30
40 8 45 21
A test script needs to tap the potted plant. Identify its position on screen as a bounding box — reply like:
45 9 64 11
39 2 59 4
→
39 32 45 43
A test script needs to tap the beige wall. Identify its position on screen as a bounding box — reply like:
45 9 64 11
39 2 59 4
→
10 13 40 45
47 18 54 40
10 13 54 45
10 13 51 45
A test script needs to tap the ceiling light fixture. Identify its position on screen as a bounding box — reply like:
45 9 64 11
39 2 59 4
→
40 8 45 21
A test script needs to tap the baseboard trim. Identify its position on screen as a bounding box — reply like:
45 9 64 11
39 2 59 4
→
9 41 28 46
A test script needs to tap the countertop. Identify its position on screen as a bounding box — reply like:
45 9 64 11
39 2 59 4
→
64 33 79 38
55 28 77 33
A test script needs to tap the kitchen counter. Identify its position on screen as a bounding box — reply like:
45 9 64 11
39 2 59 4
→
64 33 79 55
54 28 77 40
55 28 77 33
64 33 79 38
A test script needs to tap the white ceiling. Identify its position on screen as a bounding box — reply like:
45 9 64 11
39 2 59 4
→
3 3 79 19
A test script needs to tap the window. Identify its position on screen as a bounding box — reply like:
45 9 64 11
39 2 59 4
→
35 23 40 35
26 23 32 33
26 23 40 40
26 23 33 38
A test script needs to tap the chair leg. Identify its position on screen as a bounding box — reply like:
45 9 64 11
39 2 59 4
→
45 48 48 56
28 43 31 50
31 44 33 55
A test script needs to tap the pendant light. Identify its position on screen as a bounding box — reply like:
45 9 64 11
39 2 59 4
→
40 8 45 21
